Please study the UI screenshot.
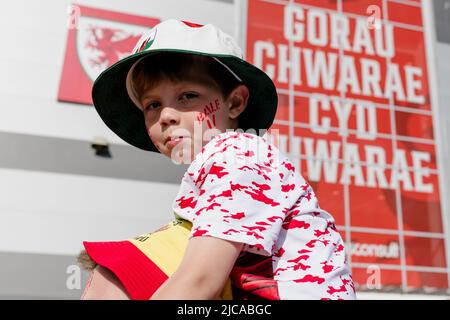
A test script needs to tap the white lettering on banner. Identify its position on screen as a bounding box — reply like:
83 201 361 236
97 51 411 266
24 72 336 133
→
390 149 414 191
384 63 406 101
365 145 389 189
277 44 302 84
253 6 425 104
357 102 378 140
309 95 377 140
412 151 433 193
350 242 400 259
267 133 434 194
303 138 340 183
256 3 433 195
253 41 276 79
360 58 384 98
332 97 353 138
303 49 337 90
309 95 331 134
307 9 328 47
340 143 366 187
354 15 376 55
405 66 425 104
338 55 362 95
283 5 394 57
253 42 424 104
330 13 352 52
284 4 304 42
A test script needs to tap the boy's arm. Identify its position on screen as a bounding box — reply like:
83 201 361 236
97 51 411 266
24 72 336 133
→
149 236 243 300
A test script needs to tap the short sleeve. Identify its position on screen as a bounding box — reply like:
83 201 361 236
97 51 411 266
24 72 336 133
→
187 132 293 256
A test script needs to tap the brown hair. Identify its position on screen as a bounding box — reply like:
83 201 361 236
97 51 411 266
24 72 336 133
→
77 250 98 271
131 52 242 105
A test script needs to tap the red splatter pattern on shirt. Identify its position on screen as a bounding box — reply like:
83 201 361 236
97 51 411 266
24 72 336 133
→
172 131 356 300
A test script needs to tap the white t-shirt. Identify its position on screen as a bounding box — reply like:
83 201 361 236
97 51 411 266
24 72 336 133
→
172 130 356 300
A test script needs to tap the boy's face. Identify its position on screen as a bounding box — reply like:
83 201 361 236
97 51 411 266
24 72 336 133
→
140 77 241 164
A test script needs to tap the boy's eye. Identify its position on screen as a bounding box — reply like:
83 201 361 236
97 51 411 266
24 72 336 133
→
144 102 160 111
179 92 198 101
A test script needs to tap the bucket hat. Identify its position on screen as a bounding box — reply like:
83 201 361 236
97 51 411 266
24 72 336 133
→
91 19 278 153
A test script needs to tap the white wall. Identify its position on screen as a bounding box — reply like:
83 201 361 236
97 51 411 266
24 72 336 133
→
0 169 179 255
0 0 235 144
0 0 235 257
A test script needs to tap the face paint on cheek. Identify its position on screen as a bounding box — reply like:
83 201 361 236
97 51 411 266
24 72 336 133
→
196 99 221 129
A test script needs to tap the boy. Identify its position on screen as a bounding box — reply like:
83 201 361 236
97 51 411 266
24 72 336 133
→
80 19 356 300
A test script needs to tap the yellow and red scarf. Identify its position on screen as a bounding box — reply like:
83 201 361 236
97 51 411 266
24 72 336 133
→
83 217 233 300
83 216 279 300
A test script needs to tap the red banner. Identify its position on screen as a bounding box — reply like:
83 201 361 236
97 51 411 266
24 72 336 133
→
246 0 447 291
58 4 160 105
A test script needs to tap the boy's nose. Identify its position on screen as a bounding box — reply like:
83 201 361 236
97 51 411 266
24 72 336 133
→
159 106 180 126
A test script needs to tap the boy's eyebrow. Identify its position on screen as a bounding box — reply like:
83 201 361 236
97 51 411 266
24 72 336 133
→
139 85 194 106
138 93 158 109
171 80 209 89
140 92 159 102
141 82 210 102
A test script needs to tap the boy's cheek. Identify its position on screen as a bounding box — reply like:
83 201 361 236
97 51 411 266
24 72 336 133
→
196 112 216 129
195 99 221 129
146 128 153 140
146 128 162 151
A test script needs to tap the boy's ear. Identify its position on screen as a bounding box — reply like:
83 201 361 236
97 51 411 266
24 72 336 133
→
228 84 249 120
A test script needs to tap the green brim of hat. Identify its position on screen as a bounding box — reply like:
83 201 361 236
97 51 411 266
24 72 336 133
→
91 49 278 153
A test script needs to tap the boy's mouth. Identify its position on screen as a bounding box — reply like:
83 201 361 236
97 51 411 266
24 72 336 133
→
165 136 188 148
